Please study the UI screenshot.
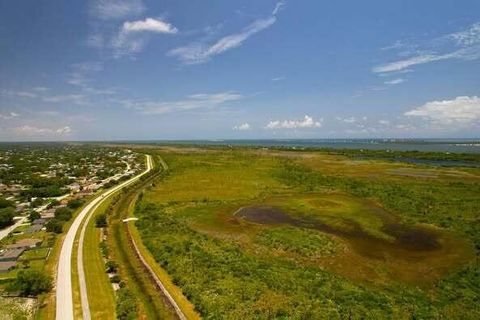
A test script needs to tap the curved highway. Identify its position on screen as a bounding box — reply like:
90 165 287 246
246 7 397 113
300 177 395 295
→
55 155 153 320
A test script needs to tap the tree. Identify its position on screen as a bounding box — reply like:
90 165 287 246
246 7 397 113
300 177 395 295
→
46 219 63 233
47 199 60 209
0 196 14 209
0 207 15 228
28 211 41 222
54 207 72 221
95 213 107 228
30 198 44 208
67 198 84 209
8 269 52 296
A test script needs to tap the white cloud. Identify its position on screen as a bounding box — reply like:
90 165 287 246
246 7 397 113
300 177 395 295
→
233 123 251 131
92 0 145 20
450 22 480 46
336 116 368 124
405 96 480 125
266 115 322 129
169 2 284 64
32 87 49 92
272 1 286 15
43 94 86 104
271 76 286 82
379 119 390 125
113 18 178 58
373 54 454 73
373 22 480 74
0 89 37 98
0 112 20 120
122 18 178 34
14 125 72 136
121 91 243 115
69 62 103 87
384 78 405 85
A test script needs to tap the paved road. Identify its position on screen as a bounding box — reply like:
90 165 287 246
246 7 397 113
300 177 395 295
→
0 216 27 241
55 155 153 320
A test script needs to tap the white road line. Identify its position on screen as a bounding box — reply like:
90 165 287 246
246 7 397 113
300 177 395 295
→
55 155 152 320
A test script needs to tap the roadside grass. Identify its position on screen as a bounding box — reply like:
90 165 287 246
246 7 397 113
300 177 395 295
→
82 197 116 320
108 175 177 319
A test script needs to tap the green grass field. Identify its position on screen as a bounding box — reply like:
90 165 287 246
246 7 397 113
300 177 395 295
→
133 147 480 319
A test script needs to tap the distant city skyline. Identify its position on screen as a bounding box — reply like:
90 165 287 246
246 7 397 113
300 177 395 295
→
1 0 479 141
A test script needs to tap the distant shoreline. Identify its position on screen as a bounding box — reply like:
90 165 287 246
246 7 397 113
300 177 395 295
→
1 139 480 154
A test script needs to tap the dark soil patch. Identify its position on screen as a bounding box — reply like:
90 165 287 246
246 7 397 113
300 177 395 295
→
235 205 441 260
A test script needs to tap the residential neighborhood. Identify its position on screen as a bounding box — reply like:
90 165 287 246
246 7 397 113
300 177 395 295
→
0 145 143 280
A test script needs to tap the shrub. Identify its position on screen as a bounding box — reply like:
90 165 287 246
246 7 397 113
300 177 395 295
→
116 288 137 320
105 260 118 273
95 213 107 228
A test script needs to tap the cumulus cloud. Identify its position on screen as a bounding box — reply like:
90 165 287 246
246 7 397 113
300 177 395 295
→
113 18 178 57
121 91 243 115
169 2 284 64
91 0 145 20
336 116 367 124
266 115 322 129
122 18 178 34
233 123 251 131
405 96 480 125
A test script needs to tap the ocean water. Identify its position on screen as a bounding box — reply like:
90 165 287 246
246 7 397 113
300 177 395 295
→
132 139 480 154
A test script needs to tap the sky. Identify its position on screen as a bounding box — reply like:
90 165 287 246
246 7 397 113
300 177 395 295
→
0 0 479 141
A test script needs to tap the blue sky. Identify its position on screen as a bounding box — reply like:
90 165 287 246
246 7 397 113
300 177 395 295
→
0 0 479 141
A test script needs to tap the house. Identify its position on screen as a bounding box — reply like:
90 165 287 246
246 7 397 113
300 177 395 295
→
6 238 42 249
0 261 16 274
41 208 55 219
16 202 29 212
25 225 43 234
0 248 25 261
68 182 81 193
32 218 46 225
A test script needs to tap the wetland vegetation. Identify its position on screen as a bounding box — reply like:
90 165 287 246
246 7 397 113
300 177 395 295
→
133 147 479 319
